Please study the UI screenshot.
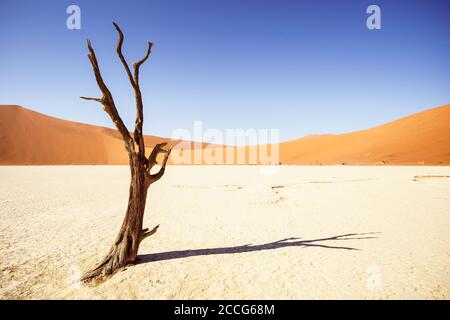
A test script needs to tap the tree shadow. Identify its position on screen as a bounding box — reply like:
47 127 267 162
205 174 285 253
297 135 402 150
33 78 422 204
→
136 232 379 265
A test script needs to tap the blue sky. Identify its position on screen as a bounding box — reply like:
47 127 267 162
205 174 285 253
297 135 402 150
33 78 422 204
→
0 0 449 141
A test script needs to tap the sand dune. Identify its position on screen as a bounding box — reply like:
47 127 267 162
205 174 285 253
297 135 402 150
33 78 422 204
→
1 104 449 165
0 105 177 165
279 104 450 165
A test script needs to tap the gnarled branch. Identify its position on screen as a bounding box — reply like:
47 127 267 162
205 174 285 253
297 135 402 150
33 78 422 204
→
132 41 153 157
111 22 153 158
147 147 171 184
113 22 136 88
141 225 160 241
80 96 103 103
146 142 168 169
81 39 134 154
133 42 152 85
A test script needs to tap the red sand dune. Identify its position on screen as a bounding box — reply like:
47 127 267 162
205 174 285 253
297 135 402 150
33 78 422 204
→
0 104 449 165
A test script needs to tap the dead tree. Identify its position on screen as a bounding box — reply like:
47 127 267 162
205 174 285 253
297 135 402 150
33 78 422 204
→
80 22 171 282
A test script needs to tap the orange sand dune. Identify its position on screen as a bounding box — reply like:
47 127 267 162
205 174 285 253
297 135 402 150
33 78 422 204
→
0 105 178 165
1 104 449 165
279 104 450 165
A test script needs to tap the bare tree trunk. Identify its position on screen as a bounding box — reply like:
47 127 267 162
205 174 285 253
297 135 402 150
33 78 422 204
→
80 23 170 282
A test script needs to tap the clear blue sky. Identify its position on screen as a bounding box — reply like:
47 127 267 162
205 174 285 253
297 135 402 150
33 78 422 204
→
1 0 449 141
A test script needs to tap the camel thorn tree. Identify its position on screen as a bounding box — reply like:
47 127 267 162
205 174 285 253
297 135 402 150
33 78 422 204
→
80 22 171 282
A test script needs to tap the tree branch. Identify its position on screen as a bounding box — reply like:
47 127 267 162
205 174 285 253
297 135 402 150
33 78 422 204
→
81 39 134 154
141 225 159 241
133 42 153 85
132 41 152 157
113 22 136 88
111 23 153 158
80 96 103 103
146 142 168 169
148 147 171 184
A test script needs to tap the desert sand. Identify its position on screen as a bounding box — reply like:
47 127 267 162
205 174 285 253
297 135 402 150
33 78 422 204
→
1 165 449 299
1 104 450 165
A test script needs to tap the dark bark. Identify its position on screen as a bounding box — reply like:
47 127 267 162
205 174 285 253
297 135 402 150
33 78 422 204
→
80 22 170 282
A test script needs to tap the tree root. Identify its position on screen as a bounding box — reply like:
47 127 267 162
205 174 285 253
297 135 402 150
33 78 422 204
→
81 225 159 283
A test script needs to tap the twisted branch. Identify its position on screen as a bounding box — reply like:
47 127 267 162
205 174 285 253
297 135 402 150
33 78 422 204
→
133 42 152 85
146 143 172 185
80 39 134 154
111 22 153 158
141 225 160 241
113 22 135 88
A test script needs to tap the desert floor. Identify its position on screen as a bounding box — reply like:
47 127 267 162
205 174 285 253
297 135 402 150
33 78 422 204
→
0 165 449 299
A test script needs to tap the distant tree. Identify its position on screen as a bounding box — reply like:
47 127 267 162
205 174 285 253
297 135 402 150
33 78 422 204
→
81 22 171 281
